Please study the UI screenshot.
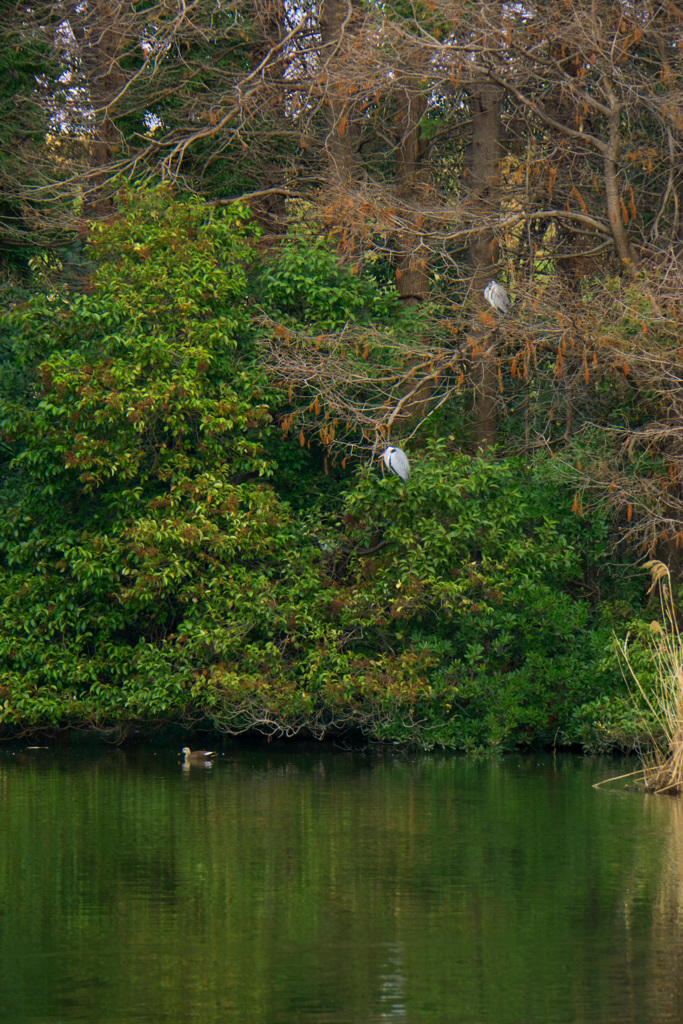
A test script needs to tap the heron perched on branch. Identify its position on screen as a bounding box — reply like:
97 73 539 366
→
383 446 410 482
484 280 510 313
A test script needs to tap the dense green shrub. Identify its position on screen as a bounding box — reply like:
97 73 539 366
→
257 227 399 330
0 188 646 748
293 441 641 750
0 185 316 724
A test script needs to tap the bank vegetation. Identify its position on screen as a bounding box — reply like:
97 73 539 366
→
2 1 683 753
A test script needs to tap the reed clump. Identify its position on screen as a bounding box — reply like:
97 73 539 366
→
618 561 683 795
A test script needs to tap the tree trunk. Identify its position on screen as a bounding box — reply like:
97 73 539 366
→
249 0 287 226
319 0 363 190
395 88 430 303
468 79 503 448
602 77 637 274
64 0 130 220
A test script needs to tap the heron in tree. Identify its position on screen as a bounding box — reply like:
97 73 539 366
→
484 280 510 313
383 446 410 482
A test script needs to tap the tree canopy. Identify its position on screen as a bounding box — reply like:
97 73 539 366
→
1 2 681 748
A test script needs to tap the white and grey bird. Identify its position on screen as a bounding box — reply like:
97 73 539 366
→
484 280 510 313
382 446 410 482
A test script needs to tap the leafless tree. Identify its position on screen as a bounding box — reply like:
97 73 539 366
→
8 0 683 554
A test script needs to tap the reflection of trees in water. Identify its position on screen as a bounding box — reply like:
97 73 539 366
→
612 794 683 1024
8 753 683 1023
378 942 407 1023
644 797 683 1022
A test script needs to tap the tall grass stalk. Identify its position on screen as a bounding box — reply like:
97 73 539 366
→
618 560 683 794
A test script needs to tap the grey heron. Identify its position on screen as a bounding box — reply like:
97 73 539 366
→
383 446 410 482
484 280 510 313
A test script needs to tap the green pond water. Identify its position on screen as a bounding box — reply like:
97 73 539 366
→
0 743 681 1024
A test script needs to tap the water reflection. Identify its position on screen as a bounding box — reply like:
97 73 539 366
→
0 747 681 1024
377 943 407 1022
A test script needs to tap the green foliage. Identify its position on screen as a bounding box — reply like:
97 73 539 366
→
0 3 61 264
563 693 657 754
257 227 400 329
0 187 647 750
0 184 318 725
303 441 637 750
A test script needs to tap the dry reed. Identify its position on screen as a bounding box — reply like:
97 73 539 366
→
617 560 683 794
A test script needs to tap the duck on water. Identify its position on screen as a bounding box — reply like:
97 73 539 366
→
181 747 216 764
